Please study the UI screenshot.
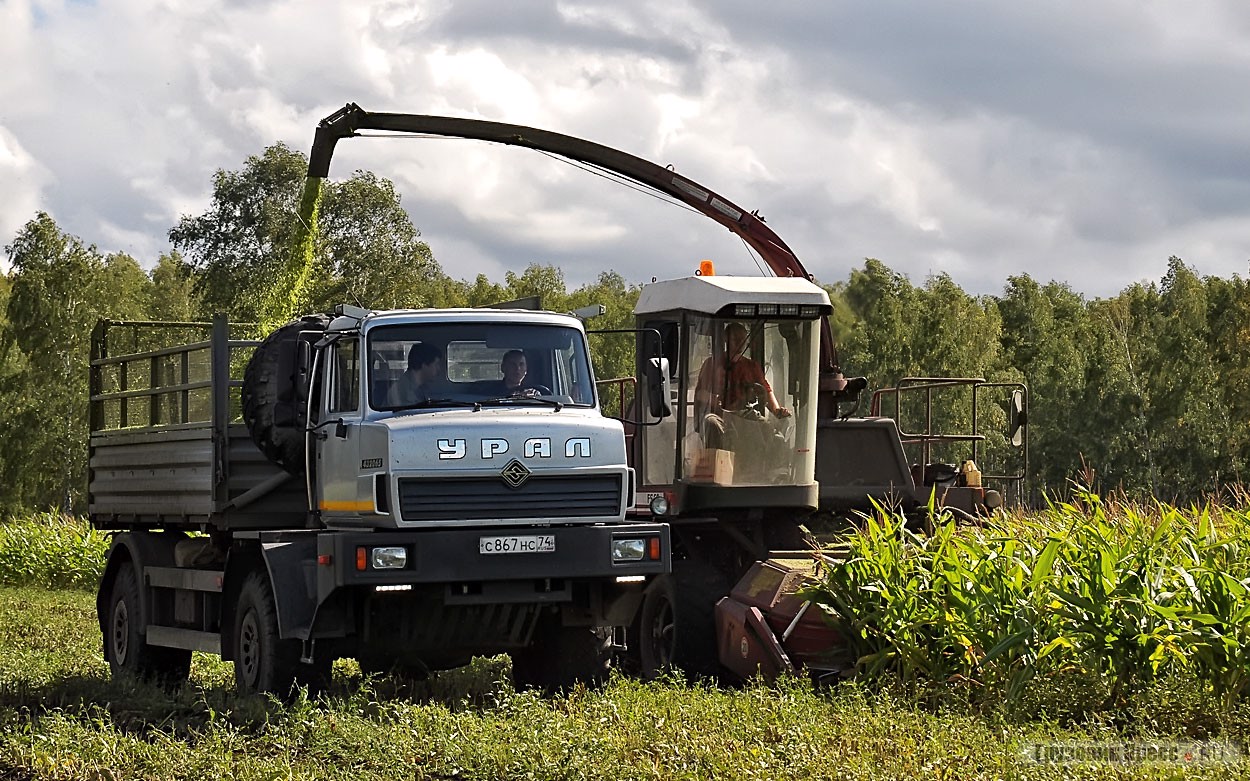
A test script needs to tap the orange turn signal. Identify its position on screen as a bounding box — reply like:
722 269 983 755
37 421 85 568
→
648 537 662 561
355 547 367 571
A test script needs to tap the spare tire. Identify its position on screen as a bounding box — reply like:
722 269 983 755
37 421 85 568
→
241 315 330 473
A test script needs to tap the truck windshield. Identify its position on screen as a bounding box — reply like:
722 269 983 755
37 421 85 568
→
367 322 596 411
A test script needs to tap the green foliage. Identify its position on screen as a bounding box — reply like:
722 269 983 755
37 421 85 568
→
0 513 107 590
170 145 446 328
147 251 201 321
0 214 153 512
997 275 1090 496
807 493 1250 716
168 143 310 322
312 171 441 311
834 258 921 382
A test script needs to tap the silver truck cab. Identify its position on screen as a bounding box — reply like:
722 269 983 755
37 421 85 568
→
314 308 634 529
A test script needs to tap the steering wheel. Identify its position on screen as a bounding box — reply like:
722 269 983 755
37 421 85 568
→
739 382 768 421
511 384 552 397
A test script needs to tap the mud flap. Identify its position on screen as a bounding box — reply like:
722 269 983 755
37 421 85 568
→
257 536 319 640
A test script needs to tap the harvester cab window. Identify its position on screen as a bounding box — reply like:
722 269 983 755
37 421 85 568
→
678 314 818 486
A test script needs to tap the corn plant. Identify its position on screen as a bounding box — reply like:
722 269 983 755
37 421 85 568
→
0 512 107 590
1164 506 1250 710
808 507 1058 705
1040 499 1188 708
806 492 1250 714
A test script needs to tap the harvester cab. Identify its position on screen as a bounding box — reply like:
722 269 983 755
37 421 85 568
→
629 270 831 521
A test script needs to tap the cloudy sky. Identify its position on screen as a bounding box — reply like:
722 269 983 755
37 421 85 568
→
2 0 1248 298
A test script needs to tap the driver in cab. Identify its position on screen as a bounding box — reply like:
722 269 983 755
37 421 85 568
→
490 350 549 397
695 322 790 419
498 350 528 394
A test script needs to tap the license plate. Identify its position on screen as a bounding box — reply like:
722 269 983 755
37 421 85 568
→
479 535 556 554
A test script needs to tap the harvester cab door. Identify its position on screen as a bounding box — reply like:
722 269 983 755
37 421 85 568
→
315 336 366 523
680 316 814 486
636 320 680 489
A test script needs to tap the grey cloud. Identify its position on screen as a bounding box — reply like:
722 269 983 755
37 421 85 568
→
425 0 703 63
6 0 1250 303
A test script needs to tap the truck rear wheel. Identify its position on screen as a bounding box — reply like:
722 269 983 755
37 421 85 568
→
232 571 331 695
638 560 728 680
511 620 611 693
104 562 191 687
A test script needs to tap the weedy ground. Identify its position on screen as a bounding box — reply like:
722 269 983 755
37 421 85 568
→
2 510 1250 779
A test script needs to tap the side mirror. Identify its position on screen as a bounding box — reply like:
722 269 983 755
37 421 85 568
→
293 339 318 415
644 357 672 419
1009 389 1027 447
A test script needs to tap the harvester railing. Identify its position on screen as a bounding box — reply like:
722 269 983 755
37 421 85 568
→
871 377 1028 503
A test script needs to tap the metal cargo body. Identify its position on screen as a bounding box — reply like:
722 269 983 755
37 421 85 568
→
88 317 306 531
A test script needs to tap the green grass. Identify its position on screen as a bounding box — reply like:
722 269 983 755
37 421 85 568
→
4 509 1250 777
1 586 1248 780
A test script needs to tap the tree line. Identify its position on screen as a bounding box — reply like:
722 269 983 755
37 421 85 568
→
2 143 1246 513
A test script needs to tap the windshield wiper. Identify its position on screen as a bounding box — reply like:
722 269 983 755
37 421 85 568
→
397 398 480 411
477 396 564 411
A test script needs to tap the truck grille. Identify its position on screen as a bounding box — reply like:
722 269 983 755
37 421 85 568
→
397 474 623 522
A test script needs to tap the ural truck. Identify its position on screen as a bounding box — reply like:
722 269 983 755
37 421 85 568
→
90 306 669 693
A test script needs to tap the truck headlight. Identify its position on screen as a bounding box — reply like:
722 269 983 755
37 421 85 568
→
611 536 662 562
370 546 408 569
611 538 646 562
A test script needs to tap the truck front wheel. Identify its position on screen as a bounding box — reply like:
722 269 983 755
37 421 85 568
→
511 619 611 693
104 561 191 686
233 571 314 695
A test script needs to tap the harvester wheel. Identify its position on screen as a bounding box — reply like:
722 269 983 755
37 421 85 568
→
241 315 330 473
638 559 729 680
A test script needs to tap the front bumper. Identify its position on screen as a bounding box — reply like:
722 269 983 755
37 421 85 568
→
318 523 670 589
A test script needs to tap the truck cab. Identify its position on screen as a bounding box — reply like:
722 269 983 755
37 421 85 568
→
314 308 630 530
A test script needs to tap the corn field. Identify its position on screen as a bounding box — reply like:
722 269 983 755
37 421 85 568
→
8 498 1250 718
806 492 1250 714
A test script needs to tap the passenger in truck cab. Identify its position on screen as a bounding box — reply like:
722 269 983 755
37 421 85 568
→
394 342 443 405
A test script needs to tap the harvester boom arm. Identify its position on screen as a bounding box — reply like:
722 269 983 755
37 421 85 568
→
308 103 838 373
